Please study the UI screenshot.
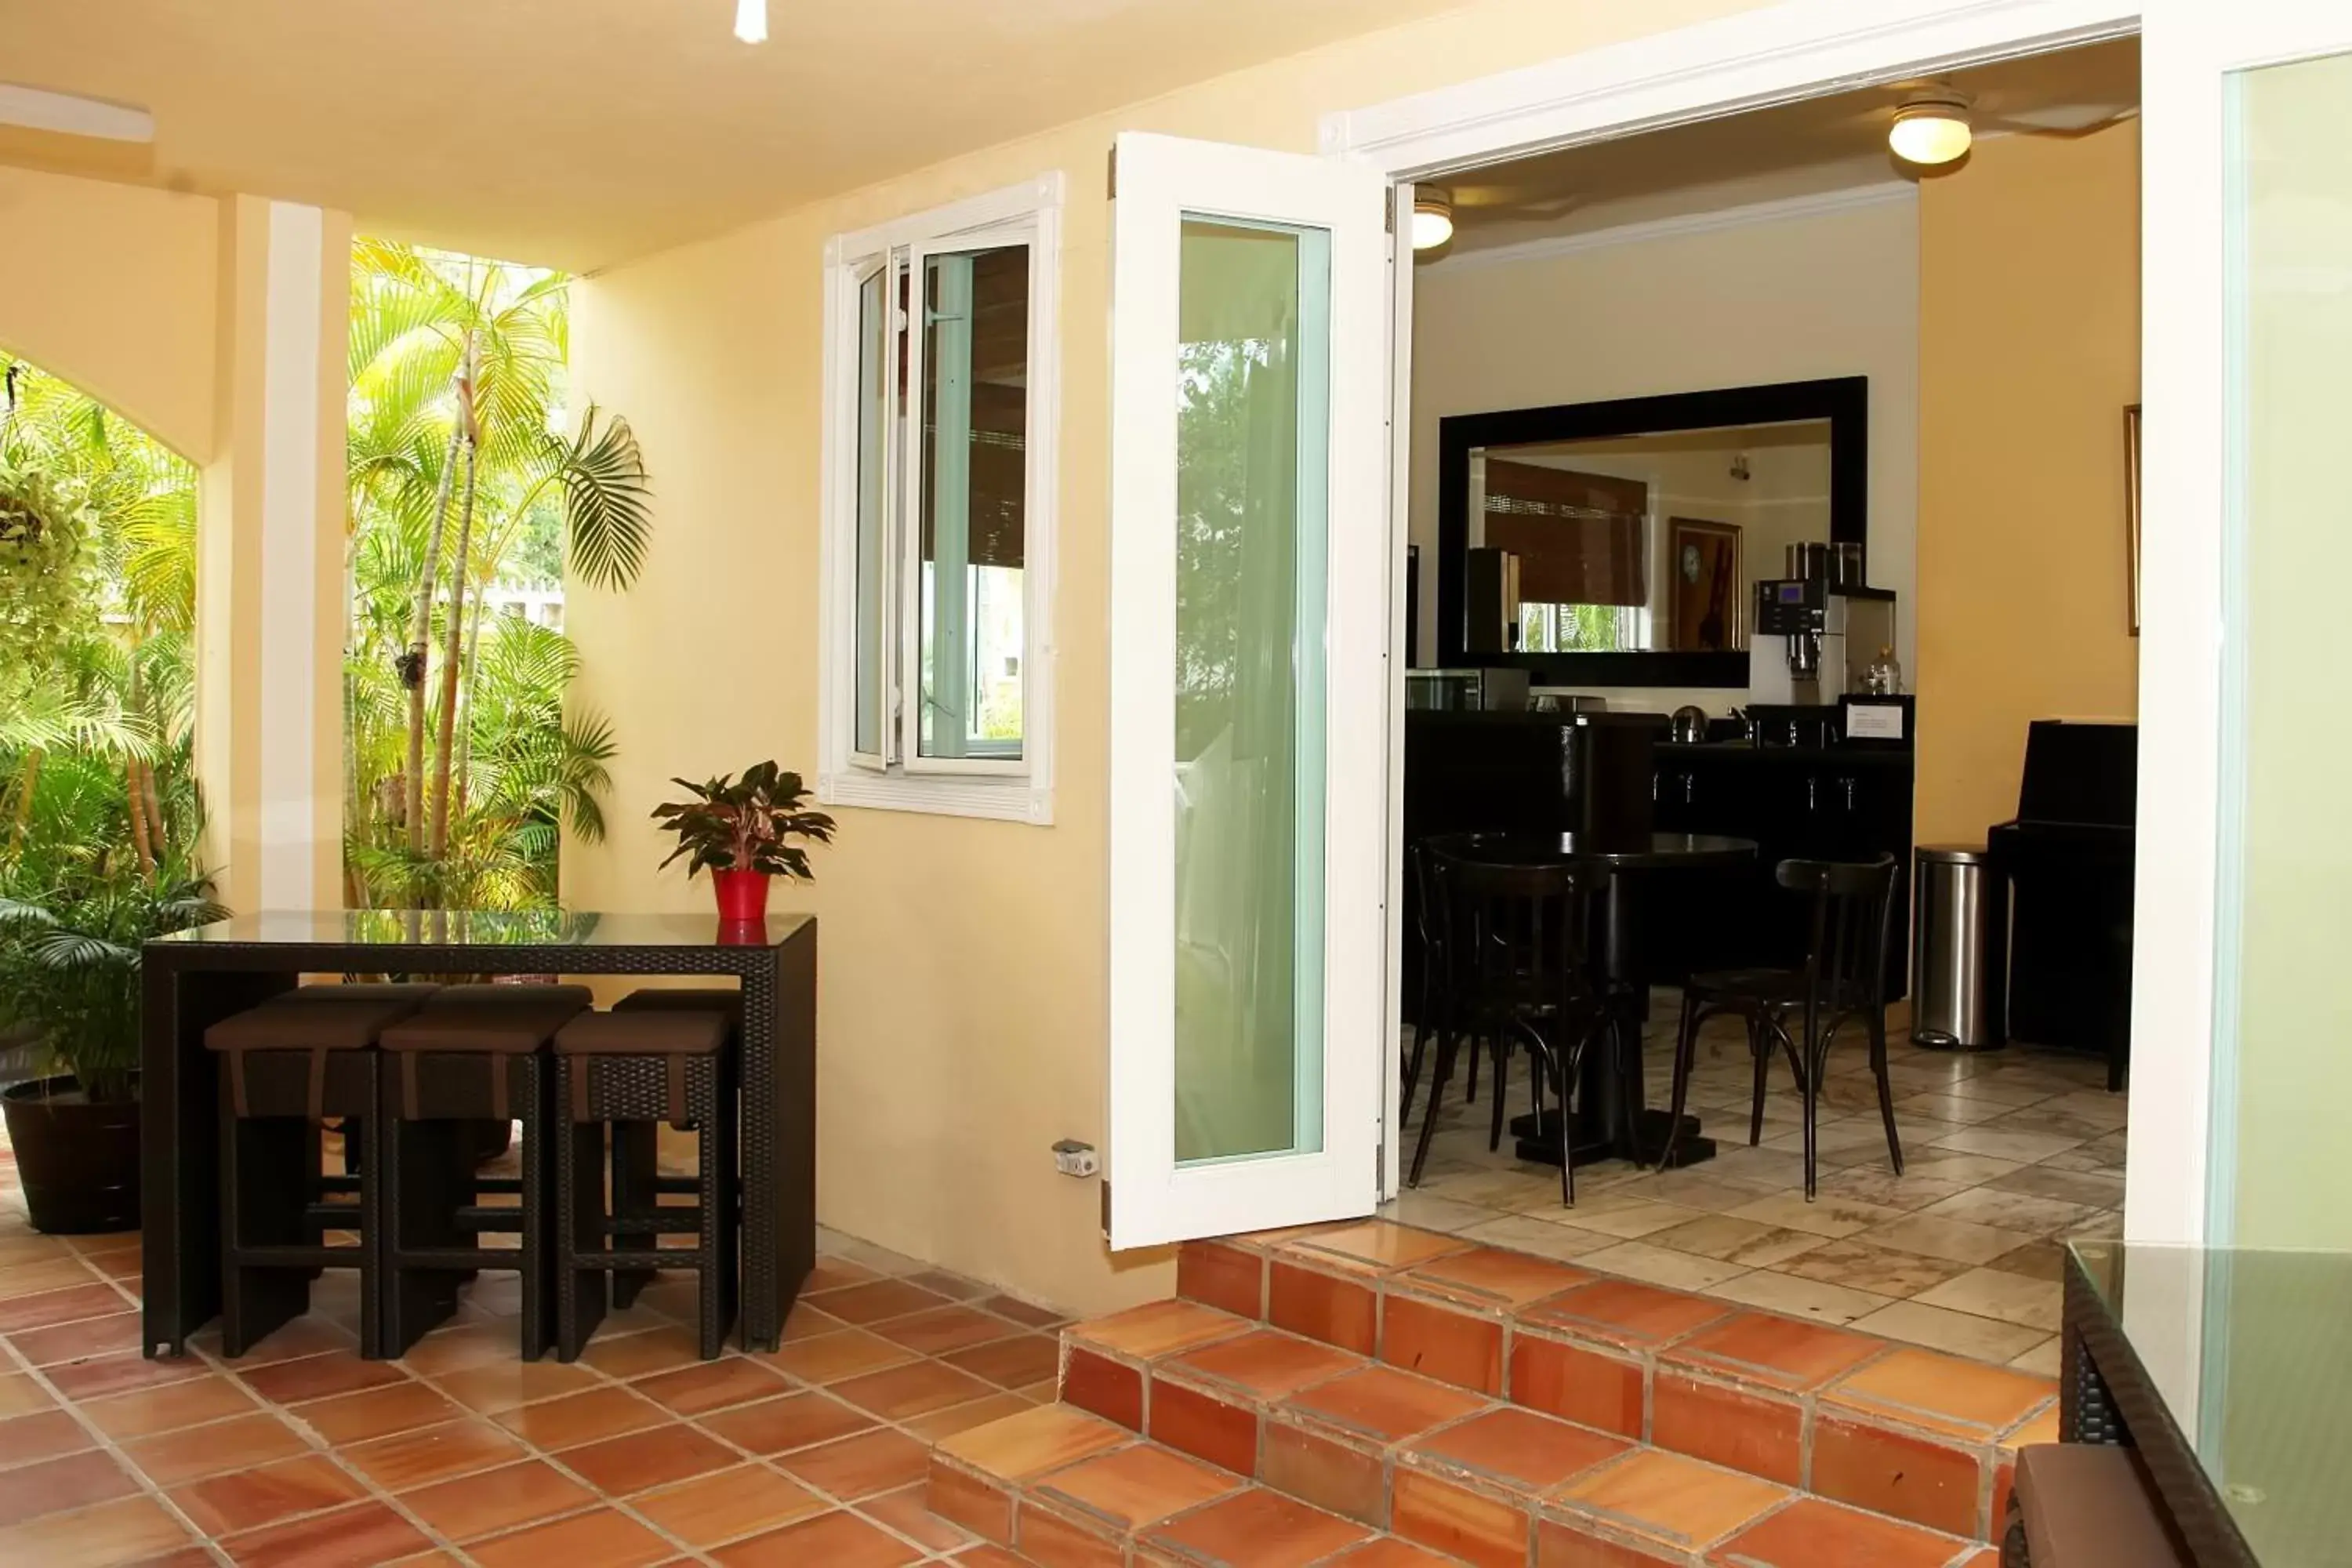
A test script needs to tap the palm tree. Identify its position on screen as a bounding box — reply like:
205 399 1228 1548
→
343 239 654 910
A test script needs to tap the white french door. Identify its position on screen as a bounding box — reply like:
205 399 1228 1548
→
1104 132 1392 1248
2136 0 2352 1254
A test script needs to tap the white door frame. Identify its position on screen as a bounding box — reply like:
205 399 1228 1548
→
1316 0 2194 1220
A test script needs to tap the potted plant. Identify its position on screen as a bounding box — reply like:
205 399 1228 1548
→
652 761 835 922
0 868 224 1232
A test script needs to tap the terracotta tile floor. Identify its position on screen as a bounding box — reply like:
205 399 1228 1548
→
0 1131 1065 1565
1388 1009 2123 1375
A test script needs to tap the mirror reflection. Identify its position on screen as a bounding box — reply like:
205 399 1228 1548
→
1465 418 1831 655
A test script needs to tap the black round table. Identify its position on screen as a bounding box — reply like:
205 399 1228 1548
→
1430 831 1759 1170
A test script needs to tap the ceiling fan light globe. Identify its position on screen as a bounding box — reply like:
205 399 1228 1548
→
1411 197 1454 252
1889 103 1972 165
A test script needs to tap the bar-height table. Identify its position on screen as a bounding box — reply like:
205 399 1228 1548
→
140 910 815 1356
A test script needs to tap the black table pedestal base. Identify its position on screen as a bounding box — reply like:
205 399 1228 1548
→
1508 1107 1716 1170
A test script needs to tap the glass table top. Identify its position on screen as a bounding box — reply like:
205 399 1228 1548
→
2071 1241 2352 1564
151 909 811 949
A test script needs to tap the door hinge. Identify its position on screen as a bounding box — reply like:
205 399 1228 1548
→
1106 146 1118 201
1384 187 1397 235
1098 1178 1112 1239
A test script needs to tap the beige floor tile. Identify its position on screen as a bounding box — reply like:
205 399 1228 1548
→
1891 1094 2014 1127
1457 1216 1617 1263
1912 1269 2063 1332
1523 1198 1706 1240
1859 1214 2033 1267
1980 1240 2068 1283
1987 1166 2126 1210
1701 1269 1896 1326
2034 1092 2131 1131
1378 1194 1499 1235
2007 1338 2063 1378
1775 1239 1970 1299
2062 1210 2123 1242
1922 1127 2086 1164
1703 1148 1815 1193
1940 1076 2065 1108
1917 1187 2101 1236
1573 1241 1748 1292
1726 1192 1903 1240
1643 1215 1825 1269
1809 1169 1967 1214
1436 1169 1568 1211
1848 1300 2051 1363
1621 1173 1779 1215
1896 1154 2026 1186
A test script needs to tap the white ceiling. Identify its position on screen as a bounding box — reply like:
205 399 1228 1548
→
0 0 1479 273
1436 36 2140 257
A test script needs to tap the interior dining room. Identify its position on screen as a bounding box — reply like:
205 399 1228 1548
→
1385 34 2144 1378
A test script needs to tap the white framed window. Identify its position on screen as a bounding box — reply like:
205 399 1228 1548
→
818 174 1062 823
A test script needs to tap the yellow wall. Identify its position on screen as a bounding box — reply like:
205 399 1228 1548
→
566 0 1765 1315
1915 124 2141 848
0 165 221 461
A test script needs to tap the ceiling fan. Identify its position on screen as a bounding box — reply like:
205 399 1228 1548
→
0 84 154 143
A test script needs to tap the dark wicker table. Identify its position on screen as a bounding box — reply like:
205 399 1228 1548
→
2063 1240 2351 1566
140 910 816 1356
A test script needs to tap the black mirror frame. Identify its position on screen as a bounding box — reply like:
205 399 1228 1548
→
1434 376 1869 688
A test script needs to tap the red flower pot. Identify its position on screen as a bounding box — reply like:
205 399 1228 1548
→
711 868 772 923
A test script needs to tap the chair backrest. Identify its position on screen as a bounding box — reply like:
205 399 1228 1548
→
1775 854 1900 1014
1429 848 1610 1024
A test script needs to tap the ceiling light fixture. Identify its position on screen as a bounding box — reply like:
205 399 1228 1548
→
734 0 768 45
1412 191 1454 252
1889 89 1973 166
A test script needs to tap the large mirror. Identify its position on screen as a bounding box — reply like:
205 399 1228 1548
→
1436 377 1867 686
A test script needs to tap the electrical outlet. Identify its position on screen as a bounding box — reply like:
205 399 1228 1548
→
1052 1138 1099 1178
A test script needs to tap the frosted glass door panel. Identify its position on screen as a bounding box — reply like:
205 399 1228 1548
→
1173 217 1330 1166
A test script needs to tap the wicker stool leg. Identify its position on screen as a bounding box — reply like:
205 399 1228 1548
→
378 1109 470 1359
554 1059 609 1361
517 1058 552 1362
695 1058 732 1358
220 1096 320 1358
610 1121 659 1309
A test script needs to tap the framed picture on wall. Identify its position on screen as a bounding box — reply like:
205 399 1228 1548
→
2125 403 2143 636
1668 518 1742 652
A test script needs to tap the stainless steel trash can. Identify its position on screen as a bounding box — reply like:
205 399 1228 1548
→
1911 844 2007 1050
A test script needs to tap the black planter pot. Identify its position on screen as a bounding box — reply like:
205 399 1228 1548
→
1 1076 140 1235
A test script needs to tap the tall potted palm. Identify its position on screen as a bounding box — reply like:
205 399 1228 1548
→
0 867 223 1232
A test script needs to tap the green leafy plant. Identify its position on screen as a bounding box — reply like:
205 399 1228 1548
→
0 867 223 1104
652 762 835 880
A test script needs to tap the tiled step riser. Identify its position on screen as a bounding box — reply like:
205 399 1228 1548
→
1168 1238 2045 1544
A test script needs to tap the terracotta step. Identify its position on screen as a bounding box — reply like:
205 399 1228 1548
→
925 1401 1474 1565
1168 1219 2058 1544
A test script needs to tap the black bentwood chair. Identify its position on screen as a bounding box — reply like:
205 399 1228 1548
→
1660 853 1904 1197
1408 850 1624 1206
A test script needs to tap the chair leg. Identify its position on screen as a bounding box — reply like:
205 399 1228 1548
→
1800 1019 1823 1201
1401 1018 1428 1127
610 1122 659 1310
1659 992 1700 1171
1486 1038 1512 1153
1465 1036 1480 1105
1747 1016 1771 1146
1867 1009 1904 1176
1408 1033 1458 1188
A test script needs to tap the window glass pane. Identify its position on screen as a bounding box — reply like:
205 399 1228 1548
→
918 244 1028 760
1172 216 1330 1166
2216 48 2352 1250
854 267 889 757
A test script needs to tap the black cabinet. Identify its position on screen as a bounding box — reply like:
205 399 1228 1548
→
1642 744 1915 997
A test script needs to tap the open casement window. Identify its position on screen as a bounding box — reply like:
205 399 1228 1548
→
820 176 1062 823
1105 133 1392 1249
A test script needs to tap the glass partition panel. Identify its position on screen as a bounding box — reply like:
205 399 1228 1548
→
2214 47 2352 1249
1171 216 1330 1165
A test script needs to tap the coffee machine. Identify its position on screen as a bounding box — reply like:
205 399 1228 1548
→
1748 544 1896 706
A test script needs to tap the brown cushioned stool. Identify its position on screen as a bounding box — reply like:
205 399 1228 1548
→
608 988 742 1307
204 984 438 1357
376 984 590 1359
552 1007 736 1359
2003 1444 2192 1568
